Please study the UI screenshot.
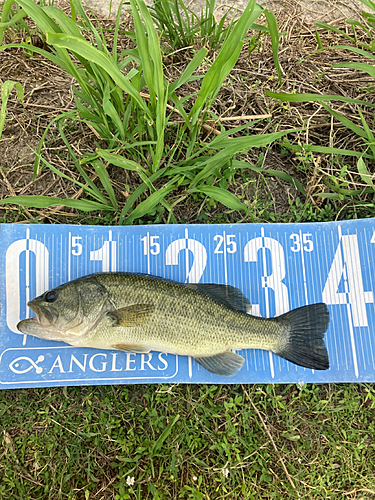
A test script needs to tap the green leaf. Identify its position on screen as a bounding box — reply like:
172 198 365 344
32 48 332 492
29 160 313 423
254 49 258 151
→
264 10 281 83
357 157 375 188
45 31 151 117
151 415 180 455
285 143 373 159
315 21 353 40
332 45 375 61
189 0 263 121
191 130 293 187
266 91 375 109
233 160 306 194
91 160 118 209
334 61 375 78
168 47 207 94
0 196 111 211
0 80 24 139
320 103 368 139
316 192 343 200
192 186 247 211
15 0 61 35
0 8 27 28
95 149 147 173
123 185 174 225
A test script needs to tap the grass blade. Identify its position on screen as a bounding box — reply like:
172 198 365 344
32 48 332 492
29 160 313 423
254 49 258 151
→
233 160 306 194
334 61 375 78
15 0 61 34
46 31 151 117
266 90 375 109
189 0 262 122
0 195 111 211
320 103 368 139
264 10 281 83
285 143 374 159
151 415 180 455
357 107 375 160
191 185 247 211
0 80 24 139
91 159 119 209
95 149 148 173
332 45 375 61
357 157 375 188
123 186 175 225
190 130 293 187
168 47 207 94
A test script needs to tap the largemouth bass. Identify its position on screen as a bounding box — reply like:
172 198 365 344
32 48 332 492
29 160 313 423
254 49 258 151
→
17 273 330 377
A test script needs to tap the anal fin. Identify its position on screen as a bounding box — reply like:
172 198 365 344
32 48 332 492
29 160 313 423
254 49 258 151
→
193 351 245 377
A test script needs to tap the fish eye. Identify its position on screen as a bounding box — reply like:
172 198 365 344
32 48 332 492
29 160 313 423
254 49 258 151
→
44 290 58 303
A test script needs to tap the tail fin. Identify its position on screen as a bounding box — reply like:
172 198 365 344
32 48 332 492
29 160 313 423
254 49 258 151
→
274 304 330 370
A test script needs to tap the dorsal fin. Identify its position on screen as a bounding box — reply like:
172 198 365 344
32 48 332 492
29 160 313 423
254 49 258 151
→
185 284 250 313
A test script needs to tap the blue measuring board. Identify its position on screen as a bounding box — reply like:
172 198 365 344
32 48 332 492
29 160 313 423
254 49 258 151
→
0 220 374 389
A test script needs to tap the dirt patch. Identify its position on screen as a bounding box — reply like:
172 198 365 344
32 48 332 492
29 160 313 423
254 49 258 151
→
80 0 368 23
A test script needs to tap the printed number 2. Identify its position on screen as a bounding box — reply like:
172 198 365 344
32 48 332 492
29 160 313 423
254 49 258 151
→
290 233 313 253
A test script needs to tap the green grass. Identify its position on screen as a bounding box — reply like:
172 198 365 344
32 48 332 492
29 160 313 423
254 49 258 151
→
266 0 375 206
0 0 286 224
1 383 375 499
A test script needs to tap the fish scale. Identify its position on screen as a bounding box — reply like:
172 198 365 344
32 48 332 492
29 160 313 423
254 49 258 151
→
17 272 330 377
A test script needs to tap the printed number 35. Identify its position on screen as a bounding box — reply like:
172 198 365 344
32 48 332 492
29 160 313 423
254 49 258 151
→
290 233 313 253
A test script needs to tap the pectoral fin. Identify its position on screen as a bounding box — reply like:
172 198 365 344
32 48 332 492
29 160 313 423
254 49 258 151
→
193 351 245 377
107 304 155 327
113 343 150 353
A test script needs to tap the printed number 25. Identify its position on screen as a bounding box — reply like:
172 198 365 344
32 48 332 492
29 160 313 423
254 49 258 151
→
214 234 237 254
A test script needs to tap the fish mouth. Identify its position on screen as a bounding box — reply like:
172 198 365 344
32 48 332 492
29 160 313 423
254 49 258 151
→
17 317 63 341
17 317 39 334
28 301 59 327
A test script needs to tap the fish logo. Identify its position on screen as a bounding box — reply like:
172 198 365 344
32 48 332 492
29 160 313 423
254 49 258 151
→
9 355 45 375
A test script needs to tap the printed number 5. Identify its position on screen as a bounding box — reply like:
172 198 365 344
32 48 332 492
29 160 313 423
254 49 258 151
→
72 236 83 256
